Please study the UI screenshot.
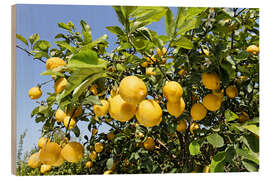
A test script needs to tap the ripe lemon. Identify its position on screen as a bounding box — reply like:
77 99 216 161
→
39 142 61 165
28 152 41 168
61 142 84 163
201 72 220 90
163 81 183 103
40 164 52 174
55 109 66 123
93 100 109 117
202 94 222 111
38 137 49 149
143 137 155 150
157 48 163 57
202 49 209 56
54 77 67 94
90 84 98 95
46 57 66 70
178 69 186 76
108 95 136 122
67 106 83 118
191 103 207 121
226 85 238 99
64 116 76 130
246 45 259 55
203 165 210 173
28 86 42 99
119 76 147 104
51 154 65 167
176 119 187 133
161 58 167 64
239 112 249 123
136 100 163 127
85 161 93 168
167 97 185 118
146 57 154 65
107 132 115 140
141 61 148 67
190 123 200 134
92 128 98 136
212 89 224 102
104 170 113 175
94 142 104 153
146 67 156 76
89 151 97 161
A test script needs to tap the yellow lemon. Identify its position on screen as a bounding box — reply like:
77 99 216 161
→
89 151 97 161
94 142 104 153
51 154 65 167
190 123 200 134
143 137 155 151
136 100 163 127
176 119 187 133
61 142 84 163
246 45 259 55
28 86 42 99
178 69 186 76
54 77 67 94
203 165 210 173
107 132 115 140
85 161 93 168
119 76 147 104
202 49 209 56
161 58 167 64
201 72 220 90
167 97 185 118
40 164 52 174
55 108 66 123
212 89 224 102
104 170 113 175
38 137 49 149
226 85 238 99
93 100 109 117
163 81 183 103
239 112 250 123
146 67 156 76
90 84 98 95
141 61 148 67
64 116 76 130
108 95 137 122
28 152 41 168
92 128 98 136
202 94 222 111
46 57 66 70
191 103 207 121
39 142 61 165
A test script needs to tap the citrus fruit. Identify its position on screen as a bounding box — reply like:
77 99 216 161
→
108 95 136 122
203 165 210 173
46 57 66 70
28 152 41 168
201 72 220 90
239 112 250 123
54 77 67 94
141 61 148 67
202 49 209 56
38 137 49 149
104 170 113 175
94 142 104 153
92 128 98 136
89 151 97 161
190 122 200 134
28 86 42 99
64 116 76 130
85 161 93 168
143 137 155 150
226 85 238 99
167 97 185 118
190 103 207 121
146 67 156 76
176 119 187 133
90 84 98 95
107 132 115 140
119 76 147 104
61 142 84 163
163 81 183 103
178 69 186 76
55 108 66 123
39 142 61 165
212 89 224 102
202 94 222 111
246 45 259 55
51 154 65 167
93 99 109 117
40 164 52 174
161 58 167 64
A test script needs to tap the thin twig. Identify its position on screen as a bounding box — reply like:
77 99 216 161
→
38 79 54 87
16 45 46 63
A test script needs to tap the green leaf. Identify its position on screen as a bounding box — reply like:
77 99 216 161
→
106 158 114 170
72 125 80 137
82 96 102 105
69 49 98 66
221 61 236 81
130 36 148 50
242 124 259 136
207 133 224 148
16 34 28 47
210 151 226 172
33 51 49 59
106 26 125 36
171 36 193 49
242 160 258 172
55 41 77 53
189 141 201 155
164 8 176 39
225 109 239 123
113 6 126 26
177 17 202 35
235 51 249 61
33 40 51 51
80 20 92 43
31 106 40 118
236 148 259 165
29 33 39 46
130 21 149 33
58 22 72 31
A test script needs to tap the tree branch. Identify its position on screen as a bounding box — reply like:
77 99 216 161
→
16 45 46 63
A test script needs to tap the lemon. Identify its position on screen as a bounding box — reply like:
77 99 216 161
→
178 69 186 76
202 49 209 56
108 95 137 122
176 119 187 133
64 116 76 130
190 122 200 134
202 94 222 111
104 170 113 175
201 72 220 90
54 77 67 94
212 89 224 102
163 81 183 103
146 67 156 76
203 165 210 173
107 132 115 140
28 152 41 168
161 58 167 64
119 76 147 104
51 154 65 167
136 100 163 127
141 61 148 67
89 151 97 161
55 109 66 123
46 57 66 70
85 161 93 168
61 142 84 163
38 137 49 149
90 84 98 95
157 48 163 57
40 164 52 174
93 100 109 117
226 85 238 99
190 103 207 121
143 137 155 150
39 142 61 165
94 142 104 153
246 45 259 55
28 86 42 99
167 97 185 118
92 128 98 136
239 112 250 123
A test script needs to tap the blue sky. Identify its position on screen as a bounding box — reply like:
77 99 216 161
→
16 4 176 154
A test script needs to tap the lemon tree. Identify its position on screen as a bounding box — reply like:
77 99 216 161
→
16 6 259 175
